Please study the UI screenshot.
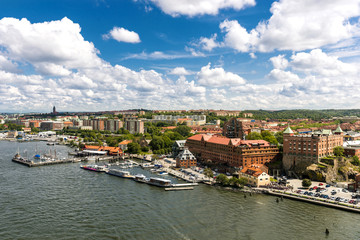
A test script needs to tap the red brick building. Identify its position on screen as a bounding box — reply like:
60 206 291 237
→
175 148 197 168
282 125 343 171
185 134 279 168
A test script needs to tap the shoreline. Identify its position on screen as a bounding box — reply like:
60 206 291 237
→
264 190 360 214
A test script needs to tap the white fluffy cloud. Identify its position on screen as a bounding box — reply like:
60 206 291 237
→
201 0 360 52
0 17 101 76
2 16 360 112
103 27 141 43
199 34 219 51
149 0 255 17
197 63 246 87
219 19 258 52
0 54 18 73
270 54 288 70
169 67 192 75
0 17 211 112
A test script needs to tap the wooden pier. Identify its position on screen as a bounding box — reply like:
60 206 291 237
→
12 158 75 167
165 187 194 191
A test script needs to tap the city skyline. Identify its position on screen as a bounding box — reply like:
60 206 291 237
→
1 0 360 112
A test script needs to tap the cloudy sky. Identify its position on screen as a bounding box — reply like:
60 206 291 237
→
1 0 360 112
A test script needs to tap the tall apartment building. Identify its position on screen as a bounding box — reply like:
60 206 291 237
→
124 119 144 134
83 119 105 131
40 121 64 131
223 118 255 139
104 119 123 132
153 115 206 125
185 134 279 168
83 119 123 132
282 125 343 171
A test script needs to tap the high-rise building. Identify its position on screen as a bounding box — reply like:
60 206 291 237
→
223 118 255 139
124 119 144 134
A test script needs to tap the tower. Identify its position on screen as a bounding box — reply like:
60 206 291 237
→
53 106 56 114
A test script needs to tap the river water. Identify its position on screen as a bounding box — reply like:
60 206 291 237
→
1 141 359 240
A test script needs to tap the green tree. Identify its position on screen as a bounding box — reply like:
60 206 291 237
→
229 177 239 187
31 127 39 133
263 135 278 145
247 132 262 140
174 125 192 137
150 136 164 151
141 146 149 152
162 135 173 148
216 174 229 186
333 146 344 157
261 130 272 138
302 179 312 188
127 142 141 154
238 177 249 186
203 168 214 178
275 131 284 144
352 156 360 166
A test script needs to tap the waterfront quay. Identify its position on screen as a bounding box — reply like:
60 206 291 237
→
265 190 360 213
12 157 78 167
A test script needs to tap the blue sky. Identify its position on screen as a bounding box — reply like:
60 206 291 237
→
1 0 360 112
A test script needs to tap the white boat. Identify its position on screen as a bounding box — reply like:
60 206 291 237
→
158 171 168 175
147 177 172 187
81 165 108 172
107 169 134 179
134 174 148 183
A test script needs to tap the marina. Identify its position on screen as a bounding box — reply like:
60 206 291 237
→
1 141 360 240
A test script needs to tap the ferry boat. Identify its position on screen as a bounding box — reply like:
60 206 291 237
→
147 177 172 187
134 174 148 183
80 165 108 172
107 169 135 179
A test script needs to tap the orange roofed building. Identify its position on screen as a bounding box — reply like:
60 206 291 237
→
238 165 271 187
185 134 279 168
84 145 123 156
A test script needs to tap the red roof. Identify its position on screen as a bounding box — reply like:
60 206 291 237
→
188 134 272 147
240 166 265 178
187 134 204 141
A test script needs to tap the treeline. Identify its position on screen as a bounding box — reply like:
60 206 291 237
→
245 109 360 121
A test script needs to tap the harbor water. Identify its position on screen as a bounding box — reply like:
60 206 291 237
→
1 141 360 240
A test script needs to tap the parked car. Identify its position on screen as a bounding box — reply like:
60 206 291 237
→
319 183 324 186
315 193 320 197
326 184 331 188
335 197 340 201
313 186 318 189
331 196 335 200
342 189 349 193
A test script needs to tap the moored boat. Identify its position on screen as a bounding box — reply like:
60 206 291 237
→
134 174 148 183
80 165 108 172
147 177 172 187
107 169 134 179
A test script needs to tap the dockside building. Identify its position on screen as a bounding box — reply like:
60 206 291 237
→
185 134 279 168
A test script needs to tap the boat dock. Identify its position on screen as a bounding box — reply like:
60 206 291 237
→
12 157 76 167
165 187 194 191
172 183 198 187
